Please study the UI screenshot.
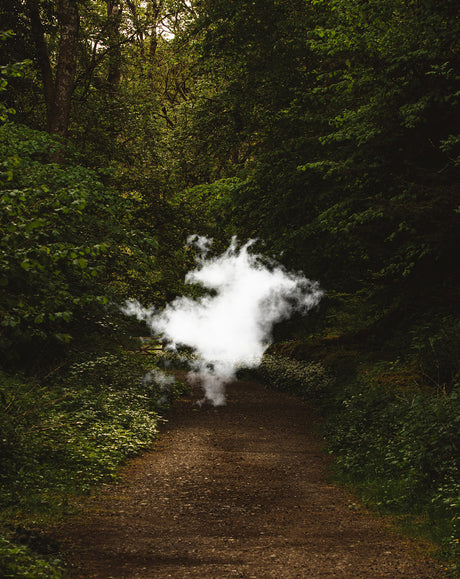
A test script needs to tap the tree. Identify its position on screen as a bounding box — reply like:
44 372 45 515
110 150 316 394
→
164 0 460 346
26 0 79 137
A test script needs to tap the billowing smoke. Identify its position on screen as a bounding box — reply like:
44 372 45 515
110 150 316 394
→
123 237 323 405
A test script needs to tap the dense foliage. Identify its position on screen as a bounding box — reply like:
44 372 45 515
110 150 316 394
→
258 354 333 399
0 122 158 366
183 0 460 307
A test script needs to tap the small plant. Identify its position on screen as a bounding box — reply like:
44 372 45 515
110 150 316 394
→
0 535 64 578
151 346 200 371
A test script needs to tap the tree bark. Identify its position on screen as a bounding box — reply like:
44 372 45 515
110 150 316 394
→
48 0 80 137
26 0 79 139
148 0 163 61
106 0 122 95
26 0 55 127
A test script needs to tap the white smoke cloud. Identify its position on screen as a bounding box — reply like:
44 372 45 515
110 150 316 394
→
186 234 212 257
143 368 176 388
123 237 323 405
143 369 176 407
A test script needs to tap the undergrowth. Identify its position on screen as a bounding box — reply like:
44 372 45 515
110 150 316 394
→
260 350 459 574
258 354 333 399
326 374 459 572
0 348 186 578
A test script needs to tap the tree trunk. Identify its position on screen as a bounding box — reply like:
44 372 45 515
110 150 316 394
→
48 0 80 137
26 0 79 139
106 0 122 95
26 0 55 127
148 0 162 61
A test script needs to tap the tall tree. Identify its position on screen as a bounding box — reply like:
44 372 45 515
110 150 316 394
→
26 0 80 137
105 0 123 95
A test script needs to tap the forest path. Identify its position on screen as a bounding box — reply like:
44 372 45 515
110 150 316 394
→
57 376 442 578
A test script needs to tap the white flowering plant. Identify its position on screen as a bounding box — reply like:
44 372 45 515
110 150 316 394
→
258 354 334 399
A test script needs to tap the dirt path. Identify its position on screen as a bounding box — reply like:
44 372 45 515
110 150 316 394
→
57 378 443 578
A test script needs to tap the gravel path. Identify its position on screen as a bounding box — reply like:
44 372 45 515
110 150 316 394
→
57 377 443 578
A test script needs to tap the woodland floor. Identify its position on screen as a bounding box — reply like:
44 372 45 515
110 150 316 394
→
55 375 444 578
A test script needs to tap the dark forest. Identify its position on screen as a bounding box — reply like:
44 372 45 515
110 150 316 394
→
0 1 459 575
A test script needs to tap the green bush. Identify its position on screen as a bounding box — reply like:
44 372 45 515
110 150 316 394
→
151 346 200 371
0 122 157 366
326 380 460 561
0 535 63 579
259 354 334 399
410 316 460 393
0 351 185 511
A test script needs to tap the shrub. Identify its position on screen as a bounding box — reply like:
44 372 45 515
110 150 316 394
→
258 354 334 399
0 350 185 511
0 535 64 579
326 379 460 561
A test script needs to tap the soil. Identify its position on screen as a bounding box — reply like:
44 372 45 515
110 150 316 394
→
56 376 444 578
